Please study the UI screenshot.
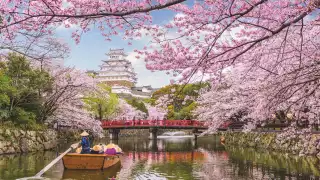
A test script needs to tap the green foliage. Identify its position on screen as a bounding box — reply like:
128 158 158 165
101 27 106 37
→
87 72 96 78
126 97 148 115
151 82 209 120
0 53 53 127
173 101 197 120
11 107 36 125
0 71 11 120
0 120 47 132
82 83 119 121
142 98 155 105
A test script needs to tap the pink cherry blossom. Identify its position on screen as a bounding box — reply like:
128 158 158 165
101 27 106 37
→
3 0 320 145
113 99 146 120
146 104 166 120
44 65 103 137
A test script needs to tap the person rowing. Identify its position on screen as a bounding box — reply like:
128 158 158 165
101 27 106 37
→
79 131 91 154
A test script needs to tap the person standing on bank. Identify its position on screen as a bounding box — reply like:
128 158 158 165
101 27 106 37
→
80 131 91 154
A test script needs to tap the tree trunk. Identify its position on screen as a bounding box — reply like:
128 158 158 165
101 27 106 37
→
99 104 102 121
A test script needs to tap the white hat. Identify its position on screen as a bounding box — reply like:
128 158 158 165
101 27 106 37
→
287 113 293 120
93 145 102 151
80 131 89 136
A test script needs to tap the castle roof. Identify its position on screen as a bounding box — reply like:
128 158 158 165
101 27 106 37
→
106 48 127 56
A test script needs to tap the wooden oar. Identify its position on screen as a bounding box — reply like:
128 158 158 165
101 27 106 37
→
17 142 80 180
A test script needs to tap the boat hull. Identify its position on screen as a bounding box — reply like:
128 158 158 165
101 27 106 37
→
62 153 120 170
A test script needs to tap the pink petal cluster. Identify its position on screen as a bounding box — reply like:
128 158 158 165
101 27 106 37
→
0 0 182 43
3 0 320 144
45 65 103 137
146 104 166 120
113 99 146 120
134 0 320 142
155 94 172 112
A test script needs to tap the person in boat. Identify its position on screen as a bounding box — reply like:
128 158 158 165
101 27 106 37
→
105 143 123 155
79 131 91 154
91 145 100 154
99 143 105 153
105 148 117 155
91 144 105 154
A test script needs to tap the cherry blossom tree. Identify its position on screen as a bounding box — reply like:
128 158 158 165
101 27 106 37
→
195 64 265 131
113 98 166 120
49 102 103 137
145 104 166 120
135 1 320 136
3 0 320 137
140 1 320 78
137 1 320 129
0 28 69 62
0 0 184 44
195 63 320 154
114 99 146 120
2 0 320 76
43 65 103 136
3 0 320 85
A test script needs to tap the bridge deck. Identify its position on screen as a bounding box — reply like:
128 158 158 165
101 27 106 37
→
101 120 208 129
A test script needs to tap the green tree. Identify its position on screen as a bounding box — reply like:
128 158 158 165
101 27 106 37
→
125 97 148 116
0 53 53 126
142 97 156 105
82 83 119 121
0 70 11 121
151 83 209 120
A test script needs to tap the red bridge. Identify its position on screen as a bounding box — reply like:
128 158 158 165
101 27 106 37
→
101 120 208 140
101 120 208 129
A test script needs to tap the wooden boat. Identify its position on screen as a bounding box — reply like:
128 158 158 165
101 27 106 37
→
62 153 121 170
62 160 121 179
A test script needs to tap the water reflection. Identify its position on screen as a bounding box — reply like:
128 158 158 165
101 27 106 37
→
2 136 320 180
226 146 320 179
126 151 206 163
0 151 62 180
102 137 198 153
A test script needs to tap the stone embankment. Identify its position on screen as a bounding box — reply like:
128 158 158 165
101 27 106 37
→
0 129 57 155
221 132 320 157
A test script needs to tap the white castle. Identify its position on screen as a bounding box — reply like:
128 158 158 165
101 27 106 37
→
87 49 157 98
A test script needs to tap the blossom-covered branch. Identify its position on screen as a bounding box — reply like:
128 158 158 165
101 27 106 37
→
0 29 69 61
140 1 319 77
43 66 103 136
1 0 184 43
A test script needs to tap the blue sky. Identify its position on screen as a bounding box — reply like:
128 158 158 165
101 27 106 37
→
54 6 183 88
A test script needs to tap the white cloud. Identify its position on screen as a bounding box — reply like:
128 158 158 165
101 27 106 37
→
126 51 145 67
169 13 186 25
126 51 170 88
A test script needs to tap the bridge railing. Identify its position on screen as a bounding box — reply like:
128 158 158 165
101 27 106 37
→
101 120 206 128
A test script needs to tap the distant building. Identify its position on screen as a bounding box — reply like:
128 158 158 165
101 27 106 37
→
88 49 158 98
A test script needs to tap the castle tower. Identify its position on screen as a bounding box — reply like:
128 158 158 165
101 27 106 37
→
95 49 137 94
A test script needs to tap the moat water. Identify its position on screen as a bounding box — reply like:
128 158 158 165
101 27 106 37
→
1 136 320 180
